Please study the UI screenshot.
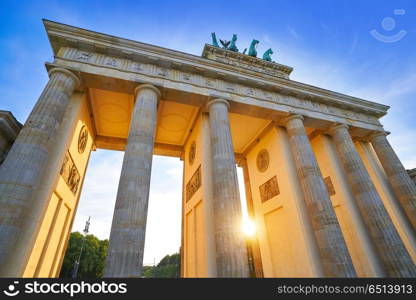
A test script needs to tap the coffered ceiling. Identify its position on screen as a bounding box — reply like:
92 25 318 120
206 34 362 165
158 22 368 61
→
88 88 273 156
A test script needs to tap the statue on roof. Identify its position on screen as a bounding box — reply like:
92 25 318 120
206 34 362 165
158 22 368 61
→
211 32 220 47
209 33 273 62
262 48 274 62
219 38 230 49
248 39 259 57
228 34 239 52
211 33 239 52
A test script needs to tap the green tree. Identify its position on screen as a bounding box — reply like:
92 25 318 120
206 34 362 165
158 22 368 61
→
142 253 180 278
60 232 108 278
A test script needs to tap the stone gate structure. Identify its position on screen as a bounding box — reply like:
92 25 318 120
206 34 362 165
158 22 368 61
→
0 20 416 278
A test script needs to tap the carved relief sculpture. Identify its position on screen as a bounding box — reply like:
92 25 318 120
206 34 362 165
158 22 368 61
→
259 176 280 203
60 151 81 194
78 125 88 154
186 165 201 202
189 141 196 166
256 149 269 173
324 176 336 196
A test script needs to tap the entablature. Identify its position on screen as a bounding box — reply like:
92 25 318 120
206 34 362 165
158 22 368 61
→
43 19 388 134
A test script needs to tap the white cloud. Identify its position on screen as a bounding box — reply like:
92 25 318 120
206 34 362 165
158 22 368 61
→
287 26 300 41
72 150 123 240
72 150 250 265
72 151 184 265
165 166 183 178
263 34 272 44
382 72 416 101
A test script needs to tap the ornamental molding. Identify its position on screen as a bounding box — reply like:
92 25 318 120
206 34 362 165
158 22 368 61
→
53 46 382 129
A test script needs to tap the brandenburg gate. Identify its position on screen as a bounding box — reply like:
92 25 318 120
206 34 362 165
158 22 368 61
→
0 20 416 278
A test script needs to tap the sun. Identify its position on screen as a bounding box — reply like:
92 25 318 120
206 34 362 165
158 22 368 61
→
242 218 256 237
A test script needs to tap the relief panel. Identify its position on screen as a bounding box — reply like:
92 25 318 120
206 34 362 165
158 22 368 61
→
259 176 280 203
60 151 81 195
186 165 201 202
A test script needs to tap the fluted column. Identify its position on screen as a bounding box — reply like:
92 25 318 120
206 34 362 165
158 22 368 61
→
283 115 356 277
369 131 416 231
329 124 416 277
0 68 80 276
104 84 160 277
207 99 249 277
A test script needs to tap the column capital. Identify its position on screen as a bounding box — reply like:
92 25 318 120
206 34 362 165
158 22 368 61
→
280 114 304 127
134 84 161 98
368 131 390 142
328 123 349 136
48 67 80 88
206 98 230 110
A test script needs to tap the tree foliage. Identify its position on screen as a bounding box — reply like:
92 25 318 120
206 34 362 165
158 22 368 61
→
60 232 108 278
142 253 180 278
60 232 179 278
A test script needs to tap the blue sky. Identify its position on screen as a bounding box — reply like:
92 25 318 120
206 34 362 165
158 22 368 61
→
1 0 416 264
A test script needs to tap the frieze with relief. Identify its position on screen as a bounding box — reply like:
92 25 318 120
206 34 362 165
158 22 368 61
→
60 47 381 127
129 62 143 72
105 57 119 68
76 51 94 62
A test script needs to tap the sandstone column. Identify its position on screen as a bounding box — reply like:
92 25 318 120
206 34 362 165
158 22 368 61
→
207 99 249 277
104 84 160 278
282 115 356 277
0 68 80 276
329 124 416 277
369 131 416 231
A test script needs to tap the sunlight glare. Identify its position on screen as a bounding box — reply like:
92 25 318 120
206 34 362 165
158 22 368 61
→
242 218 256 237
